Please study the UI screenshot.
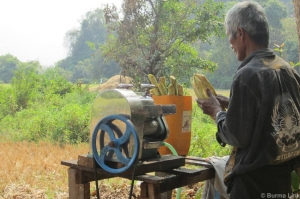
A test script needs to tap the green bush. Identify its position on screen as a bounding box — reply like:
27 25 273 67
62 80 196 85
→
40 68 74 96
0 66 98 144
0 89 97 144
50 103 91 144
11 64 40 110
0 86 17 120
189 103 231 157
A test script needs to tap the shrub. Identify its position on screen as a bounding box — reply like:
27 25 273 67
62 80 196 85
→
40 68 74 96
0 86 97 144
11 64 40 110
0 86 17 120
189 103 231 157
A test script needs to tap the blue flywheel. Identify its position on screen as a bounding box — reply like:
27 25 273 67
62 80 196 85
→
91 114 139 173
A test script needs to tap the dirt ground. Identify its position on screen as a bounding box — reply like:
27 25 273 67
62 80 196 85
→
1 179 203 199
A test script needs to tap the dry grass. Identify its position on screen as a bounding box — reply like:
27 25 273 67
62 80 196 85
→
0 140 89 198
89 75 132 92
0 140 145 199
0 140 203 199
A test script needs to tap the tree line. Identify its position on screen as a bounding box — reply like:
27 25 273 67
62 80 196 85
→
0 0 299 90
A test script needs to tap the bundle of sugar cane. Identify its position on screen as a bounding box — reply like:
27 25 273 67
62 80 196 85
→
192 73 217 99
148 74 165 95
167 75 177 95
147 74 184 96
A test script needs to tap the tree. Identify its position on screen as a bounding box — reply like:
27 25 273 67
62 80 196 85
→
12 61 42 110
86 50 121 81
0 54 20 83
254 0 288 48
262 0 288 48
265 0 287 29
40 67 74 96
293 0 300 64
64 9 108 64
203 36 238 89
57 8 121 83
281 17 299 64
102 0 224 86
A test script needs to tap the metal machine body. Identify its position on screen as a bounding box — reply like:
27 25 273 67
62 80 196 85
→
89 88 176 173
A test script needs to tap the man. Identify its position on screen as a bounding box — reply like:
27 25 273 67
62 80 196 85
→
197 1 300 198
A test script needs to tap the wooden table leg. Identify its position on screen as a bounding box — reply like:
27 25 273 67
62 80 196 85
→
155 172 172 199
68 168 90 199
148 183 161 199
139 182 162 199
140 182 148 198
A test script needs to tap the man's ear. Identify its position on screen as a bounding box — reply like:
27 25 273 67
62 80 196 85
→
237 27 243 36
237 27 247 41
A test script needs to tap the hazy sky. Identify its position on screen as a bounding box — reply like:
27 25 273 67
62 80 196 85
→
0 0 122 67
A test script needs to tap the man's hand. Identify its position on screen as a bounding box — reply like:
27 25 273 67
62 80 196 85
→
196 88 222 118
216 95 229 110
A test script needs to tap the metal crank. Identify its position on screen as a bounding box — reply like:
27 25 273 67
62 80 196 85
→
91 114 139 174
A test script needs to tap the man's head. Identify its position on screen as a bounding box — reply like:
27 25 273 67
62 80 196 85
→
225 1 269 61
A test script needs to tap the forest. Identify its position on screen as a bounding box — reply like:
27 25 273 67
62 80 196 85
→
0 0 298 90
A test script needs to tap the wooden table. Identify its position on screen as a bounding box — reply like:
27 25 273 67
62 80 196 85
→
61 155 215 199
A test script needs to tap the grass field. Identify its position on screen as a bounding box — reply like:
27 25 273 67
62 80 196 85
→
0 84 10 88
0 140 88 198
0 140 204 198
0 140 138 198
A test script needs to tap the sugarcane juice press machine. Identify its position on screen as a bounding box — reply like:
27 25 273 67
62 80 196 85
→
89 87 191 175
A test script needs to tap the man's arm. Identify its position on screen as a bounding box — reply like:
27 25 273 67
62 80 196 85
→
216 80 259 148
216 95 229 110
197 80 259 148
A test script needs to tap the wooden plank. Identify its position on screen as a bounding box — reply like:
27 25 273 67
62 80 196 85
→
76 169 112 184
65 155 212 171
62 159 78 167
185 156 207 161
134 174 168 183
166 167 212 176
62 155 215 197
185 159 213 168
136 167 214 196
133 155 185 175
63 160 131 183
62 155 185 179
62 160 180 184
78 154 94 168
134 166 214 184
157 167 215 193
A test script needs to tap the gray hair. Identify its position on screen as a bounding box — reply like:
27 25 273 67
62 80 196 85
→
225 1 269 47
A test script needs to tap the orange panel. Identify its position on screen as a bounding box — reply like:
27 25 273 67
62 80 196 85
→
152 95 192 156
